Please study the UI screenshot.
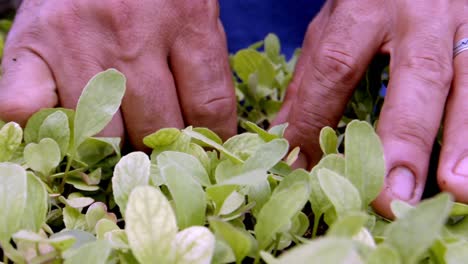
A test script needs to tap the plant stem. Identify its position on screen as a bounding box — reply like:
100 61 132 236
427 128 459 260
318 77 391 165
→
4 253 8 264
59 154 74 193
253 254 260 264
272 233 282 256
312 213 322 238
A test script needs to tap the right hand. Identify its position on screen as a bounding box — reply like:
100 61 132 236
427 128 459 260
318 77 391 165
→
0 0 237 149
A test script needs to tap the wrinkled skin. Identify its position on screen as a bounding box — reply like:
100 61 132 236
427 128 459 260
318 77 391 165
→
0 0 237 150
2 0 468 219
273 0 468 218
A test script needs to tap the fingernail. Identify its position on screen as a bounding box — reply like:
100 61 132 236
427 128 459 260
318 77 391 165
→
454 155 468 177
388 166 415 201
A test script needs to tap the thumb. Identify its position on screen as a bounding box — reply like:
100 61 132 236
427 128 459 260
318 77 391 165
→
0 48 57 126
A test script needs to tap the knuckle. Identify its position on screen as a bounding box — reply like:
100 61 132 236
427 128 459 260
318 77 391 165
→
312 45 359 88
177 0 219 21
291 100 337 141
401 48 453 91
189 94 236 125
386 112 435 153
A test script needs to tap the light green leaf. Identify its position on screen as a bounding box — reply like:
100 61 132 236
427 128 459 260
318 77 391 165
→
77 137 120 166
38 110 70 158
319 126 338 155
20 172 48 232
0 163 27 243
48 235 77 252
447 217 468 239
86 202 115 233
184 129 243 164
260 251 280 264
290 212 309 237
13 230 74 255
65 178 100 192
106 230 130 250
64 240 112 264
125 186 177 264
223 133 265 161
243 139 289 172
24 108 74 144
157 151 210 187
353 228 375 248
366 244 401 264
206 185 238 215
390 200 413 219
0 122 23 162
63 206 87 230
243 121 278 142
119 251 140 264
162 164 206 229
450 202 468 216
12 230 44 243
143 128 181 148
73 69 126 150
255 183 309 249
265 33 281 62
24 138 61 176
150 163 164 187
175 226 215 264
187 143 212 173
96 218 120 239
218 169 268 186
215 159 243 183
219 191 245 216
318 168 362 218
209 218 252 263
61 196 94 209
327 212 368 238
384 193 453 264
274 169 309 194
345 120 385 206
212 239 236 264
248 179 271 217
309 154 346 217
150 132 192 157
112 152 150 215
51 230 95 250
445 240 468 264
192 127 223 146
268 123 288 138
285 147 300 166
275 237 363 264
232 49 267 83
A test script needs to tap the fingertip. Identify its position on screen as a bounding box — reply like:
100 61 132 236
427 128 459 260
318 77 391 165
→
372 190 396 220
372 140 427 220
438 152 468 203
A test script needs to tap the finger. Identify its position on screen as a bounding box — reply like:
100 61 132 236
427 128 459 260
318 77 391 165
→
119 58 184 150
372 13 454 218
170 7 236 140
280 1 387 166
0 47 57 126
273 0 332 125
438 24 468 202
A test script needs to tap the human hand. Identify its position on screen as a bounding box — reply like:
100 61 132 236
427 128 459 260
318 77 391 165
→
0 0 237 150
274 0 467 218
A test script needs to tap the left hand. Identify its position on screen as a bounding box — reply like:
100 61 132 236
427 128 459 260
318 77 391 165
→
274 0 468 218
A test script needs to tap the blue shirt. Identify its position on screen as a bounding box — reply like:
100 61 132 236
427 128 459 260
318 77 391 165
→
220 1 326 58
